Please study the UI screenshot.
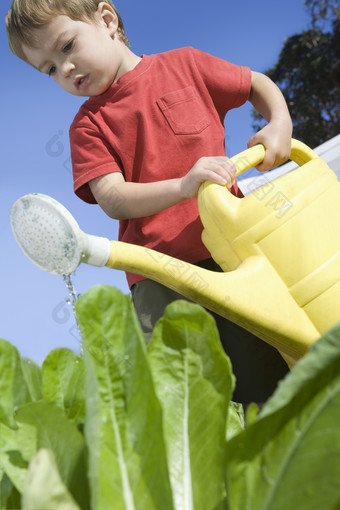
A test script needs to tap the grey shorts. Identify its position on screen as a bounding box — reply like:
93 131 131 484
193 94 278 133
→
131 258 289 404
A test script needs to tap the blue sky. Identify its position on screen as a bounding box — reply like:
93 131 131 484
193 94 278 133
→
1 0 311 364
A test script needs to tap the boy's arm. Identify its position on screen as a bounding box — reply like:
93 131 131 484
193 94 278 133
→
247 71 293 171
89 156 237 220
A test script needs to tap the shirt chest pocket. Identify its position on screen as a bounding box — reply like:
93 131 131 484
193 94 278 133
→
157 86 210 135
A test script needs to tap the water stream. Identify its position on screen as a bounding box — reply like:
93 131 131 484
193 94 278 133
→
63 273 79 311
62 273 83 352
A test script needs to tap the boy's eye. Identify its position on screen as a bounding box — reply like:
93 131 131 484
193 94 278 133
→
63 40 74 53
48 65 56 77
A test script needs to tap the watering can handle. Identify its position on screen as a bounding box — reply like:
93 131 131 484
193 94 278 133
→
230 138 319 177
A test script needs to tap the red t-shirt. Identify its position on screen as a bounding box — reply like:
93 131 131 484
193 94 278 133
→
70 47 251 287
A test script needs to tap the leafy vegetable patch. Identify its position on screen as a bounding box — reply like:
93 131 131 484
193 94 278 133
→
0 284 339 509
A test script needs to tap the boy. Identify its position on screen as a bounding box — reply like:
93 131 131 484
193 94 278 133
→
6 0 292 405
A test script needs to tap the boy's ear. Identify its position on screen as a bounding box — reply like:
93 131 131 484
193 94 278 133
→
97 2 118 37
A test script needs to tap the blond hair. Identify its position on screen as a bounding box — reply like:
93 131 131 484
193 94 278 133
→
6 0 129 64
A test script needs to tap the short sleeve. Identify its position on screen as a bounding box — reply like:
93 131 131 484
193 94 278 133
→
190 47 252 119
70 123 123 204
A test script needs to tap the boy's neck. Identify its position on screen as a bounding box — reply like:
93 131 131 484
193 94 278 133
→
114 44 142 83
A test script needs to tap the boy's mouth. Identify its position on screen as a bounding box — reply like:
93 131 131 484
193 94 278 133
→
75 74 89 90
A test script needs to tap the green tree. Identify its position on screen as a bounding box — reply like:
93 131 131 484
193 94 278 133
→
252 0 340 148
305 0 339 30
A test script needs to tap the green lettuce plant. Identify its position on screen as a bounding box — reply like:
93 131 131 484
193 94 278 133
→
0 284 340 509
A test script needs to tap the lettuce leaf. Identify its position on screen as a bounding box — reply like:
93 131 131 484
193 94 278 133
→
225 322 340 510
0 423 27 494
0 470 21 510
76 285 174 510
22 448 81 510
15 401 90 510
42 347 86 424
0 339 31 428
148 300 234 510
21 358 42 402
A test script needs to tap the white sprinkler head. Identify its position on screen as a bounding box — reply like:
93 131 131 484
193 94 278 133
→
10 193 111 276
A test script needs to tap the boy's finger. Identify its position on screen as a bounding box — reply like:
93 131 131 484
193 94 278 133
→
255 150 275 172
213 158 236 175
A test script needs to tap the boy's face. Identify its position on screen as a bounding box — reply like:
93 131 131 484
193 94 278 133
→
22 5 123 96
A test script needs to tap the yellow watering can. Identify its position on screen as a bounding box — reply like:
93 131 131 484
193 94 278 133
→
10 140 340 365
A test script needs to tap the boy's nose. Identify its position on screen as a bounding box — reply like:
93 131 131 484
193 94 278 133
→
62 61 76 78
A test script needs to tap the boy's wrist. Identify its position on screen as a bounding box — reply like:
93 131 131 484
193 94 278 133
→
268 115 293 131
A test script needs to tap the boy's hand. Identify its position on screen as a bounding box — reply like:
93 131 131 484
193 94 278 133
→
247 119 292 172
181 156 236 199
248 71 293 172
